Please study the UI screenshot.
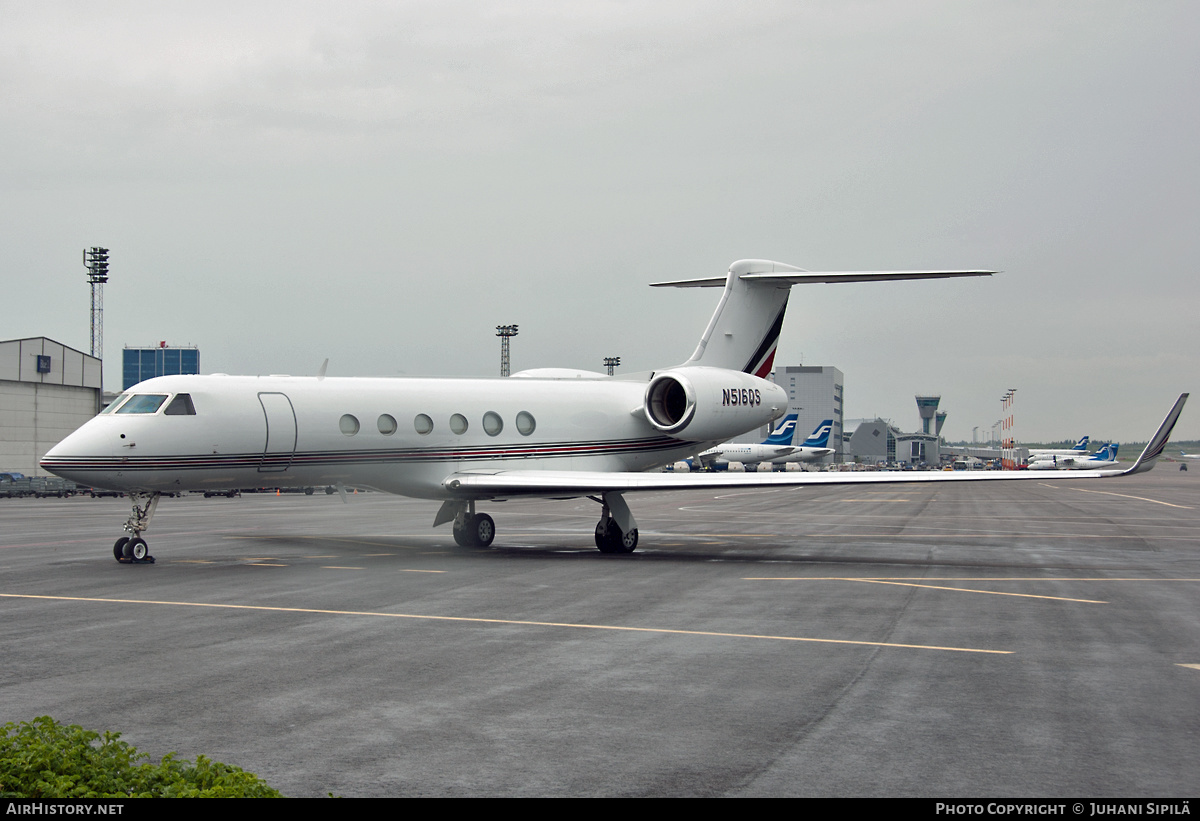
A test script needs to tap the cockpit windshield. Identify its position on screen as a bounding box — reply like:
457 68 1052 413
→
115 394 169 414
100 394 131 414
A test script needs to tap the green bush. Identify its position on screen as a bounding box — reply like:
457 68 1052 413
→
0 716 282 798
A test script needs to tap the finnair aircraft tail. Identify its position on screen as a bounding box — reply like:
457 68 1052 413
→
762 414 800 446
801 420 834 448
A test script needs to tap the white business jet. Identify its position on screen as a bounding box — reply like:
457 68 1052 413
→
41 260 1188 563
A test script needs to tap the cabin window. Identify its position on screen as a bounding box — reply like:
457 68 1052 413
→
483 411 503 436
378 414 397 435
450 413 468 435
516 411 536 436
115 394 168 414
339 414 360 435
164 394 196 416
414 414 434 435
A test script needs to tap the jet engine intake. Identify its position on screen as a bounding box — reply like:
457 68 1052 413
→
643 367 786 441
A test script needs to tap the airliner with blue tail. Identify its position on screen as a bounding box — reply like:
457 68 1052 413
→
693 416 835 469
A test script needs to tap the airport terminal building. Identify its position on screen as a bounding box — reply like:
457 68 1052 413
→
0 337 102 477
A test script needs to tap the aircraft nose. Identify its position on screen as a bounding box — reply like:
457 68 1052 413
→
40 422 113 481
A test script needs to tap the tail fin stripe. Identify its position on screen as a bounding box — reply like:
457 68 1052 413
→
744 299 789 376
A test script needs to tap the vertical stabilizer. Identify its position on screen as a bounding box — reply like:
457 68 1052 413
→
802 420 834 448
668 260 799 375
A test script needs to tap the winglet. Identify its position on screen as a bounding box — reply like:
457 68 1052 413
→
1122 394 1189 475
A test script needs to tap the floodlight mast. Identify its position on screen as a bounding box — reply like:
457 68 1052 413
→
84 247 109 361
496 324 518 377
604 356 621 376
1001 388 1017 470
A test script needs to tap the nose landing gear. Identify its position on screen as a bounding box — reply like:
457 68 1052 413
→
113 493 160 563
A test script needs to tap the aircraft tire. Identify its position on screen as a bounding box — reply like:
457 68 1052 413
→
473 513 496 547
452 518 474 547
595 521 611 552
113 537 129 562
598 519 638 554
615 526 638 554
128 538 149 561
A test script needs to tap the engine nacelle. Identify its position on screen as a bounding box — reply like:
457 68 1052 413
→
643 367 787 442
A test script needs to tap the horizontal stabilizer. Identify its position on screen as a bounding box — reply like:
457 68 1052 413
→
652 270 996 288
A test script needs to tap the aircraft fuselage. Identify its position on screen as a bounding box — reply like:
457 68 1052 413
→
44 371 787 498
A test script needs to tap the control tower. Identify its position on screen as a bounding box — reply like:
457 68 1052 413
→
915 395 940 436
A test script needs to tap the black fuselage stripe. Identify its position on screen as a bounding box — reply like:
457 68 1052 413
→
43 437 699 472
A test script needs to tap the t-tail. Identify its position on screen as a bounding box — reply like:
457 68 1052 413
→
762 414 799 446
652 260 995 374
1072 436 1090 452
802 420 834 448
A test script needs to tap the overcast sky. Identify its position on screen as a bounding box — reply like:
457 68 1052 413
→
2 1 1197 443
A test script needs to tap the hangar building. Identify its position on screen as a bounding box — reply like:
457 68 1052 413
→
0 337 102 477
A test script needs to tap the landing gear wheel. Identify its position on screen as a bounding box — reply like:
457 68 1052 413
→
128 537 149 561
113 537 129 562
453 513 496 547
452 517 473 546
596 519 638 554
473 513 495 547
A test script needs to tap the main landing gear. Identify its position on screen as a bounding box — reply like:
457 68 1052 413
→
433 491 640 553
436 500 495 547
113 492 160 564
453 509 496 548
593 493 638 554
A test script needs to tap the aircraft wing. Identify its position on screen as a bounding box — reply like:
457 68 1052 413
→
443 464 1106 499
444 393 1187 499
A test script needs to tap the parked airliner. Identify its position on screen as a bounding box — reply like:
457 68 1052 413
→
694 417 835 469
1027 442 1120 470
1027 436 1090 459
41 259 1188 563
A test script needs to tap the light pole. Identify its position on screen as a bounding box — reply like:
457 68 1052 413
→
496 325 518 377
84 247 109 361
1001 388 1017 469
603 356 620 376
